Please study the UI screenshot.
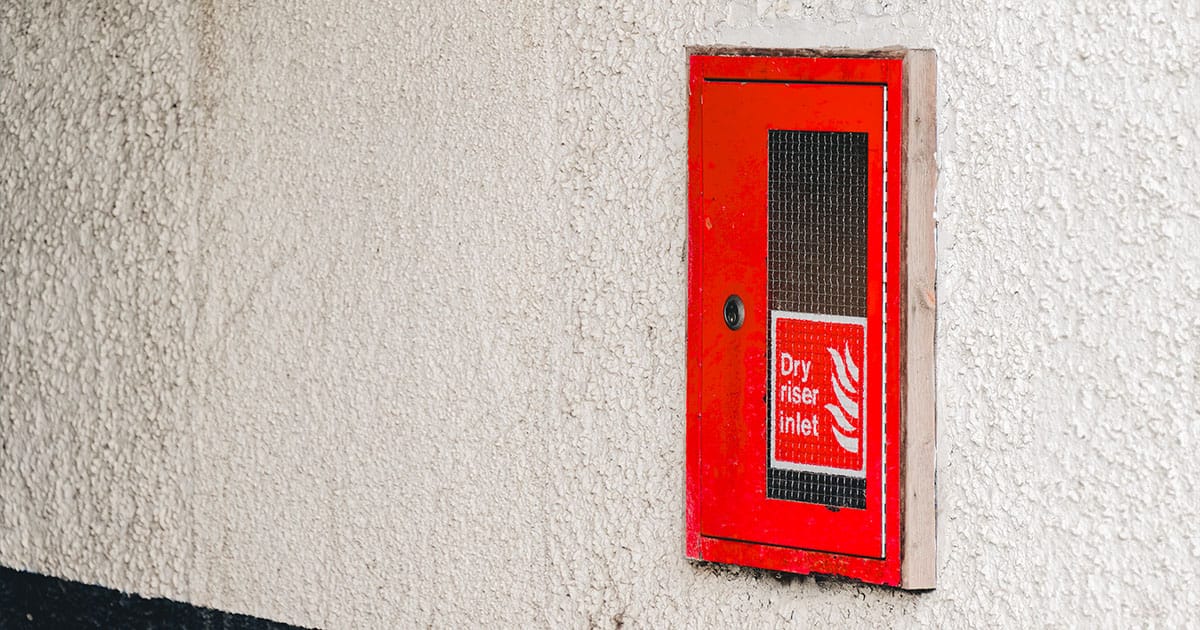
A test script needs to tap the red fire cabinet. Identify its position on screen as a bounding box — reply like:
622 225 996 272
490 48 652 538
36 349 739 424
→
685 50 937 589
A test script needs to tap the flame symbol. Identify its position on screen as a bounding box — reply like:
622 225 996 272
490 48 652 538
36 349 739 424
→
825 343 861 454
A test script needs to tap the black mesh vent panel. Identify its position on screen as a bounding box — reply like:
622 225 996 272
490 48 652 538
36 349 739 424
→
766 130 868 317
766 129 869 509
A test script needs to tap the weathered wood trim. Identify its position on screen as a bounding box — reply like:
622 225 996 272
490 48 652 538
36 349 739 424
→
686 45 910 59
899 48 938 590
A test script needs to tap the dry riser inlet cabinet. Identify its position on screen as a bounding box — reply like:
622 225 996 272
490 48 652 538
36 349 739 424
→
685 49 936 589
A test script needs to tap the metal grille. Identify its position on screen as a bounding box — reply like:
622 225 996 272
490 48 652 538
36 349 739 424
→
766 129 869 509
767 130 868 316
766 470 866 509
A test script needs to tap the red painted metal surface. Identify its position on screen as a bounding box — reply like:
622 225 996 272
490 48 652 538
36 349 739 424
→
685 54 904 585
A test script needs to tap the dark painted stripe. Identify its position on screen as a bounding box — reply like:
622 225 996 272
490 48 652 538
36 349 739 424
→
0 565 310 629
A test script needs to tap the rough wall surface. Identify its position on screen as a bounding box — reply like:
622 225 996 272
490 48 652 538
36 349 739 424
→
0 1 198 599
2 0 1199 628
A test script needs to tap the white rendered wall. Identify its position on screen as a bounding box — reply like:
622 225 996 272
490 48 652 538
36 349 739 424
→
3 1 1199 627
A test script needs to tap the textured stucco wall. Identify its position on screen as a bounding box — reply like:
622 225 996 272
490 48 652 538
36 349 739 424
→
3 1 1199 628
1 1 198 599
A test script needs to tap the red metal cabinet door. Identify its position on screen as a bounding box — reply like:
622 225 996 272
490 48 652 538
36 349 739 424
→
697 80 886 558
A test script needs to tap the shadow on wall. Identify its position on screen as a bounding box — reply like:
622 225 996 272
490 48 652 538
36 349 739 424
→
0 566 309 630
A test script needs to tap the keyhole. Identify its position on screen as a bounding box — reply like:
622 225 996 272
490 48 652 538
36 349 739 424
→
724 295 744 331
